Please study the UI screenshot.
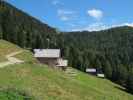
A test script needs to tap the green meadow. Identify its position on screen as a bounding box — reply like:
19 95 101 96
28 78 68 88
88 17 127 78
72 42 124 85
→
0 40 133 100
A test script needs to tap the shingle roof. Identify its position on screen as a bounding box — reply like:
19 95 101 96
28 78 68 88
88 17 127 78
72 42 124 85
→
86 68 96 72
34 49 60 58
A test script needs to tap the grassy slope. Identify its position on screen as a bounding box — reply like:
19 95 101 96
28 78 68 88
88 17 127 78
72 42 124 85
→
0 40 21 62
0 40 133 100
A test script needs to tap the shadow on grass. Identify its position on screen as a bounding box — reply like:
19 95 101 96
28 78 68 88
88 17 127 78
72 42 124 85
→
114 86 133 95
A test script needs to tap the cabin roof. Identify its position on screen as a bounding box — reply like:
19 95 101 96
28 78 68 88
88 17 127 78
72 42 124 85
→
34 49 60 58
86 68 96 72
97 74 105 78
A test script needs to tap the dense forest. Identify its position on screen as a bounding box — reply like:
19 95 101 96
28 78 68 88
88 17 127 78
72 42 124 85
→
0 1 60 49
0 1 133 94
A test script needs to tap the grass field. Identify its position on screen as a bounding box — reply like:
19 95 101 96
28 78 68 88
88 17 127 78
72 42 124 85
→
0 40 133 100
0 40 21 62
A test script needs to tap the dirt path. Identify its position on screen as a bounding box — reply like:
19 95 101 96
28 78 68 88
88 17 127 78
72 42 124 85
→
0 51 24 68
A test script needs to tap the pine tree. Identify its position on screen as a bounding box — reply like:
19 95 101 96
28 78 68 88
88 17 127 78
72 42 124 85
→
103 60 112 79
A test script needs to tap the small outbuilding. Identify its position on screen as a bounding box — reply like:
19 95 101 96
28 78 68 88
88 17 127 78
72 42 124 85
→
97 74 105 78
86 68 105 78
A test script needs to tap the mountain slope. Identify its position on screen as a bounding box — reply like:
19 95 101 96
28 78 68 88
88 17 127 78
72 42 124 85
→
0 40 133 100
0 1 58 48
63 26 133 93
1 0 133 95
0 39 37 63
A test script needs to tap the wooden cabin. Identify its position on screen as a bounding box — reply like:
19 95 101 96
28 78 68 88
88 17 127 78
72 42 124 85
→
86 68 105 78
86 68 97 75
34 49 68 69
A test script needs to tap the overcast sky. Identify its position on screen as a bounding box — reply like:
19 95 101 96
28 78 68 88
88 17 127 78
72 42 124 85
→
7 0 133 32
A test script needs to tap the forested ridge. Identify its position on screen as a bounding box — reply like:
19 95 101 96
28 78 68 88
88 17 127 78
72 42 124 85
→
0 1 133 94
0 1 59 49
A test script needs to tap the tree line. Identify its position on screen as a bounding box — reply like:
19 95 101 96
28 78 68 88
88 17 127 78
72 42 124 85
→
0 1 133 94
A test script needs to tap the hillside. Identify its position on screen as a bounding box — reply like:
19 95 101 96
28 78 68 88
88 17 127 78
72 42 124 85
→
63 26 133 93
0 40 133 100
63 26 133 72
0 1 58 49
0 40 37 64
1 0 133 95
